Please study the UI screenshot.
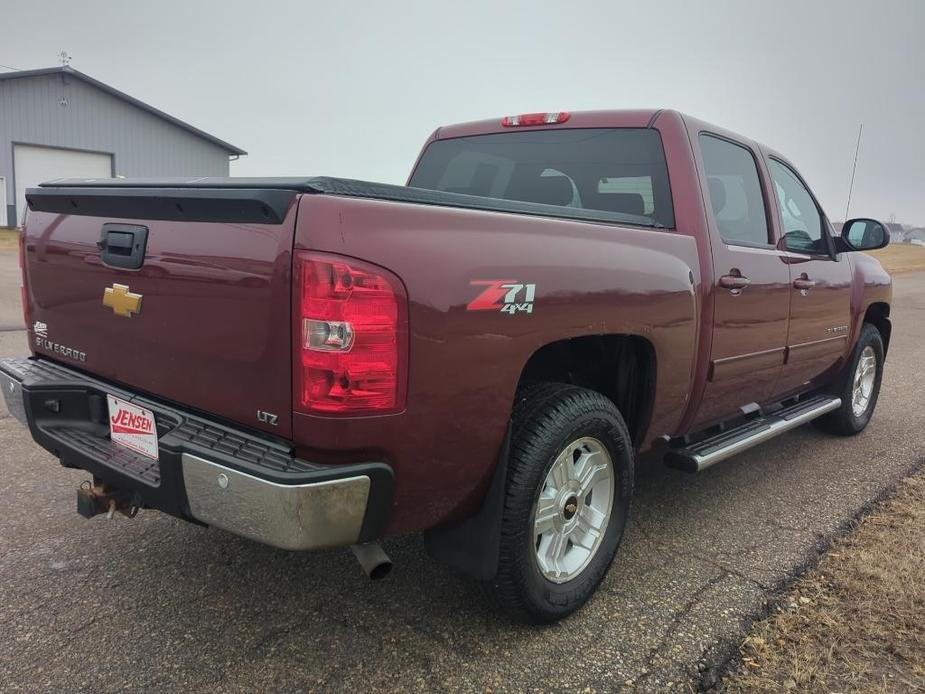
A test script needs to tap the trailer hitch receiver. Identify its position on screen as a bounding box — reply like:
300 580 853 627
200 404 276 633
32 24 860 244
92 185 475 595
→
77 480 141 520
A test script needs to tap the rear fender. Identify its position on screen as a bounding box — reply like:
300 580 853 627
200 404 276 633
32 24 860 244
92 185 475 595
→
294 194 700 535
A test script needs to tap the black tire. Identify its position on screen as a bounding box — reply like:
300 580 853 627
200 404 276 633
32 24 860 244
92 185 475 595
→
491 382 634 623
813 323 884 436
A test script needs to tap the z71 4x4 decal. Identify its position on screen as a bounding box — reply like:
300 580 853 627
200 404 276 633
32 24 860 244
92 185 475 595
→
467 280 536 314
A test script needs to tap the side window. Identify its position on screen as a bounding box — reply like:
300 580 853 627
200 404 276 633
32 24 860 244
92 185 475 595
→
768 160 825 254
699 135 770 246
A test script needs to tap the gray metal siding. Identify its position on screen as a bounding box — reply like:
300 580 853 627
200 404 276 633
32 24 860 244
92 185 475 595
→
0 73 232 225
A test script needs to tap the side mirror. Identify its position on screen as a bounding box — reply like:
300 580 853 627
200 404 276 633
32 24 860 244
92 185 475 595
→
836 218 889 252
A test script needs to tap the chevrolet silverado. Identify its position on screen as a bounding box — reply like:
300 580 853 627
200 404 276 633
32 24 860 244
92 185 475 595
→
0 109 892 622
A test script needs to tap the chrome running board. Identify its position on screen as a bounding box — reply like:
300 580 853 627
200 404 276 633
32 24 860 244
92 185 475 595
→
665 395 842 473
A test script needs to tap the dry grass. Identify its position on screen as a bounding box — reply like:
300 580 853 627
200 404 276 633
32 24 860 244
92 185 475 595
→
866 244 925 274
721 470 925 693
0 228 20 252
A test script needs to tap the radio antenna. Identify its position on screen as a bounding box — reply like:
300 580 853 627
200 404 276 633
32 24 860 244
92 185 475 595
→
844 123 863 221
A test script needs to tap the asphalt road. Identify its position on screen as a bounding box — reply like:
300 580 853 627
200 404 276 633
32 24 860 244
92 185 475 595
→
2 251 924 692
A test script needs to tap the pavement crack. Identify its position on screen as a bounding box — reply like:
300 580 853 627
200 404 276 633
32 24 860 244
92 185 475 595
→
689 554 769 590
630 517 768 589
766 518 811 534
632 571 729 689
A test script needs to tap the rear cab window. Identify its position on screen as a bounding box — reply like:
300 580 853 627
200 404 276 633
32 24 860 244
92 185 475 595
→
409 128 675 229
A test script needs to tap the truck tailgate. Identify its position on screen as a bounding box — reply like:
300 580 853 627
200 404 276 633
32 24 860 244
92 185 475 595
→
21 191 298 438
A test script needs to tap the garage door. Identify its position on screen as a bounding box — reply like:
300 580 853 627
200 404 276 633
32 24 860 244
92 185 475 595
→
13 145 113 225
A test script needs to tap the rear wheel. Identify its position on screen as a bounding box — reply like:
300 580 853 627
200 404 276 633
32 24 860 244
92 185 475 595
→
492 383 633 623
814 323 884 435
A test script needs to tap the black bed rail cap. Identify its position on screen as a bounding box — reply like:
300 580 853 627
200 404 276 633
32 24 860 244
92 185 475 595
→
26 186 298 224
31 176 660 229
37 176 322 191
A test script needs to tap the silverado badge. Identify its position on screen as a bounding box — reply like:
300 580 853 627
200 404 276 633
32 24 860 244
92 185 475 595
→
103 283 143 318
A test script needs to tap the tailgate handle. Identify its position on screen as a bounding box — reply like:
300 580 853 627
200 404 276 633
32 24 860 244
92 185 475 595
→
97 224 149 270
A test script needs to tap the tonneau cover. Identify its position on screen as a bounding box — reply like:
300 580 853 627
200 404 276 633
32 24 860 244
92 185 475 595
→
28 176 658 228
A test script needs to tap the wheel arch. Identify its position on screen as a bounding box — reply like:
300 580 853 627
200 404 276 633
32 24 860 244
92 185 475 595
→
515 334 657 449
863 301 891 355
425 333 656 581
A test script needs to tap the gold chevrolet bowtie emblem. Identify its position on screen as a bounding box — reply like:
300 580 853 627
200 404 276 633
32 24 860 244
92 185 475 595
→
103 283 143 318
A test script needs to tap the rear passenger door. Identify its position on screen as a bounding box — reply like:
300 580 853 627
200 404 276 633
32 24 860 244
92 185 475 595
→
692 134 791 428
767 159 852 393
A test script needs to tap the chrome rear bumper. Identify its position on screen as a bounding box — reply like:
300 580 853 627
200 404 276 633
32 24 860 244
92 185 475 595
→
182 453 372 550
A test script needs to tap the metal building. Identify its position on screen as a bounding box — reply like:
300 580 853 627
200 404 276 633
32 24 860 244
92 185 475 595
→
0 66 246 226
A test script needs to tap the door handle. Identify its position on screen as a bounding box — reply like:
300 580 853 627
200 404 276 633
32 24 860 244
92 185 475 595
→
793 277 816 291
719 274 751 290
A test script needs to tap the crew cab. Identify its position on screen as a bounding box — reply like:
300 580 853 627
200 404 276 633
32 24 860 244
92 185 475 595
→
1 110 892 622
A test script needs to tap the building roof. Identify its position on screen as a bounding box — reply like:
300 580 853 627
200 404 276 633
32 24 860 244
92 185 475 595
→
0 66 246 156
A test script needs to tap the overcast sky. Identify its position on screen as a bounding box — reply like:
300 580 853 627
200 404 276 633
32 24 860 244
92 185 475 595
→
3 0 924 224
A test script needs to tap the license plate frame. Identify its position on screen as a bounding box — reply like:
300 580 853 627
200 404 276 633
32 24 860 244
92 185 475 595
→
106 394 159 461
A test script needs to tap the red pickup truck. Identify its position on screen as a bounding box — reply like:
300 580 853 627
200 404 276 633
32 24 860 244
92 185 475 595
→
1 109 891 622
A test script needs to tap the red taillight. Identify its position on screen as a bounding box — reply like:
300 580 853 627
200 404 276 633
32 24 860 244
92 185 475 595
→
501 111 570 127
18 231 28 328
294 251 407 415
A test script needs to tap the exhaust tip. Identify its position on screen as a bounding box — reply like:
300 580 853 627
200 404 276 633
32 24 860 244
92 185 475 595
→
350 542 392 580
368 560 392 581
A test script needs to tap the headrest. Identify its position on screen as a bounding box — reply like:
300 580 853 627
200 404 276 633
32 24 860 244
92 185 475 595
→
595 192 645 216
707 176 727 215
507 175 574 206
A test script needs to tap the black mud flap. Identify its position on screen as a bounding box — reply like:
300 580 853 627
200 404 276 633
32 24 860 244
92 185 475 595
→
423 426 511 581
